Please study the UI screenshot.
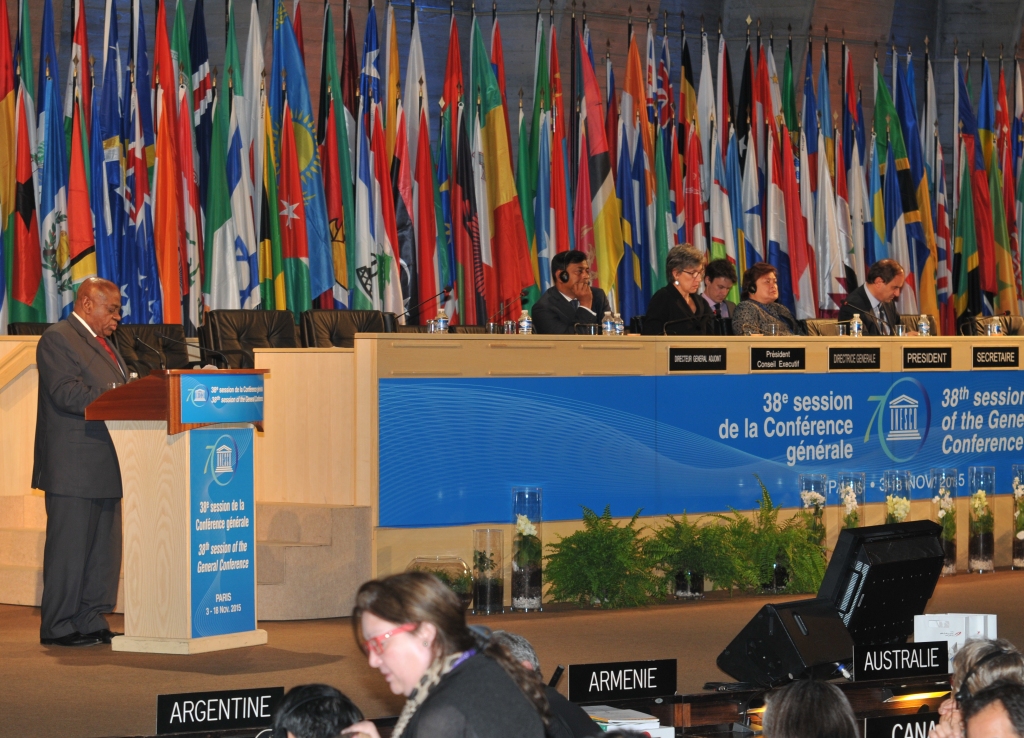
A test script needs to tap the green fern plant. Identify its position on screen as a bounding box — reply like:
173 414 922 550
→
545 506 665 608
650 513 733 592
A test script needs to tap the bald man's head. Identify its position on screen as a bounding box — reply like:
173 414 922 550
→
74 278 121 337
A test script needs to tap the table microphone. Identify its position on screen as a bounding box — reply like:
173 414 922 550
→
662 315 702 335
133 335 166 371
398 285 452 322
156 332 232 368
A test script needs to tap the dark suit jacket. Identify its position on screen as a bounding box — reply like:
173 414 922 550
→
838 284 901 336
32 316 127 499
532 286 611 335
642 285 713 335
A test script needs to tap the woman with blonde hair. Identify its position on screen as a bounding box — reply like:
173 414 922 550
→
341 572 548 738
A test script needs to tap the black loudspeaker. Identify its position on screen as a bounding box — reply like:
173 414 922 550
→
817 521 944 647
716 598 854 688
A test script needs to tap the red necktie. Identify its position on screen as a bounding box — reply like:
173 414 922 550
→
96 336 123 374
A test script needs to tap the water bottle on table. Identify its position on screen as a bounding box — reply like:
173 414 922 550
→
602 311 615 335
518 310 533 335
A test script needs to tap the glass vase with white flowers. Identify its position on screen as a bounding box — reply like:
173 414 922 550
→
837 472 865 529
799 474 826 548
931 468 958 576
968 467 995 574
1012 466 1024 570
511 487 543 611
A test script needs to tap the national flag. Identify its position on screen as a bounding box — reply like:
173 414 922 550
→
782 35 798 136
415 97 443 322
490 13 515 168
709 123 735 267
152 0 177 129
616 121 642 322
204 81 241 310
318 0 350 308
277 93 312 315
724 123 743 300
11 65 43 323
957 66 998 296
452 105 485 324
62 0 90 151
269 0 334 302
697 31 713 200
740 125 763 269
242 0 265 241
178 81 203 331
989 146 1018 314
996 64 1021 310
152 82 184 323
884 140 916 314
866 132 887 263
605 47 618 181
921 49 938 188
131 0 155 178
935 136 954 334
578 31 624 300
120 72 162 324
391 100 418 319
190 0 213 217
784 126 816 320
766 127 794 314
259 89 284 309
90 78 117 290
370 106 404 317
523 14 548 300
292 0 305 63
64 74 94 312
35 0 58 176
954 139 983 319
0 0 14 328
715 32 731 161
817 43 834 180
683 122 705 252
656 28 674 136
798 128 819 313
549 22 573 252
574 98 595 267
835 128 860 293
383 1 399 166
816 129 847 315
764 35 783 121
801 45 818 193
39 71 68 321
228 91 259 309
979 57 997 173
351 4 381 312
734 36 753 167
678 28 697 149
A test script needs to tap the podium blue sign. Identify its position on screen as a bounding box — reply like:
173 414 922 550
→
189 428 256 638
181 374 264 424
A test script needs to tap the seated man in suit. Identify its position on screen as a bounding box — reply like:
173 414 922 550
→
702 258 738 332
34 278 128 647
532 250 611 334
838 259 910 336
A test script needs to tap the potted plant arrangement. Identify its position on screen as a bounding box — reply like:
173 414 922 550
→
545 506 664 608
932 468 957 576
1013 466 1024 570
406 556 473 608
512 513 543 610
650 513 729 598
799 488 826 547
885 495 911 524
883 470 911 524
968 466 996 573
472 529 504 615
837 472 865 529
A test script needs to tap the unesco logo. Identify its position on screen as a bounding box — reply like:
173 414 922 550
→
186 383 209 407
866 378 931 462
204 434 238 486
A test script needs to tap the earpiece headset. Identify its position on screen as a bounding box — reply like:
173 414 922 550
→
956 648 1012 705
559 269 570 283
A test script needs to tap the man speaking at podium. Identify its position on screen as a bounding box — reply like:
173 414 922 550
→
33 278 127 647
533 250 611 334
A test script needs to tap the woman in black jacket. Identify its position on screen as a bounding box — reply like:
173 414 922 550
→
342 572 549 738
642 244 713 335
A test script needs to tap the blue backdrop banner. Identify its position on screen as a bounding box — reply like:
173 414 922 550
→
190 428 256 638
180 374 265 424
378 373 1024 527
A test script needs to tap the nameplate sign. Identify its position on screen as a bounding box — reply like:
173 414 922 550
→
854 641 949 681
669 347 727 372
750 347 806 371
181 373 265 424
829 347 881 371
568 659 677 703
864 713 940 738
903 348 952 370
973 346 1020 368
156 686 284 734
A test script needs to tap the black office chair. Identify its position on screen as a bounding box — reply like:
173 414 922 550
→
962 314 1024 336
300 309 387 348
902 314 940 336
112 324 196 376
203 310 298 368
805 319 840 337
7 322 50 336
396 323 431 333
449 325 486 334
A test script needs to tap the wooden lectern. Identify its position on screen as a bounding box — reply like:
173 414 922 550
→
87 369 269 654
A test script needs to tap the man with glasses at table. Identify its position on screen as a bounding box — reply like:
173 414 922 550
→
838 259 910 336
532 250 612 334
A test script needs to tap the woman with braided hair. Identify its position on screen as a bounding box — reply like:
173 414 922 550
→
341 572 549 738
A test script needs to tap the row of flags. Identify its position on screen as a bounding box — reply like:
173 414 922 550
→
0 4 1021 336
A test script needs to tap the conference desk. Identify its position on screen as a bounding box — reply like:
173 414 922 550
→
251 333 1024 601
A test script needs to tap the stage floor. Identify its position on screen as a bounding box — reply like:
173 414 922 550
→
3 571 1024 738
